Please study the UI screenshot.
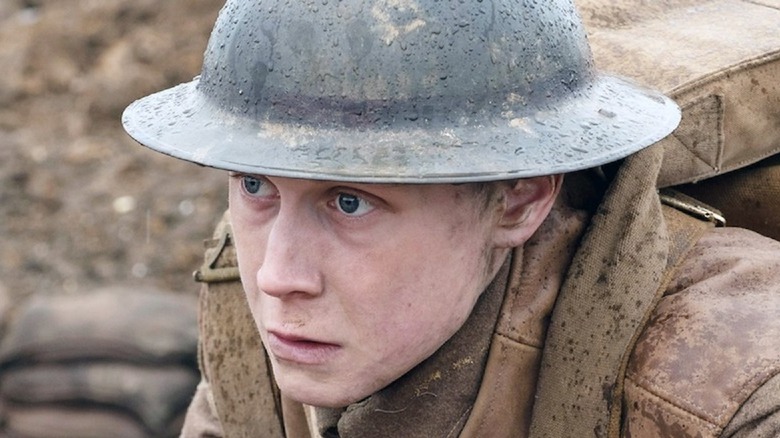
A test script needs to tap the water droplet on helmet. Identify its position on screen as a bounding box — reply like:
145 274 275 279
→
598 108 616 118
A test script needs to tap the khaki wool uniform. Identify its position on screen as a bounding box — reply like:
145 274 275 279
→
180 1 780 436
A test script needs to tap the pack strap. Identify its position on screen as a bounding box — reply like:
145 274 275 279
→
195 215 286 437
605 192 719 436
528 146 717 438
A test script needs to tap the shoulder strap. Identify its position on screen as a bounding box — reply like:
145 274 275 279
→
528 145 719 438
194 213 286 438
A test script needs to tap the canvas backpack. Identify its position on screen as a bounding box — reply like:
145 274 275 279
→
578 0 780 242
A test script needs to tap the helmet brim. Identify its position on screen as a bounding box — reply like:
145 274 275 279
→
122 74 679 183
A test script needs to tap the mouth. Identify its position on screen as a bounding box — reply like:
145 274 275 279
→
266 330 341 365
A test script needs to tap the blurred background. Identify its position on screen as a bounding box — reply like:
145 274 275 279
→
0 0 230 435
0 0 227 310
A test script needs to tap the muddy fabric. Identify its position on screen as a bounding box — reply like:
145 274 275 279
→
459 196 590 437
193 212 286 438
722 372 780 437
580 0 780 186
623 227 780 437
528 136 675 437
180 380 224 438
675 154 780 241
579 0 780 243
528 151 780 437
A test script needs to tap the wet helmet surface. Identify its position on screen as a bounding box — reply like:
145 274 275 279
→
122 0 680 183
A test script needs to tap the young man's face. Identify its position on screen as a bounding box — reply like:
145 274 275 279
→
228 174 506 408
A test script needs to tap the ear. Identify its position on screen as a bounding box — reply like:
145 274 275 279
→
492 174 563 248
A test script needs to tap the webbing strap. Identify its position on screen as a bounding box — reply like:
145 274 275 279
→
605 197 716 436
196 219 286 438
528 145 716 438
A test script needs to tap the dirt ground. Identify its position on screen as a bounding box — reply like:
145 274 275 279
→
0 0 231 313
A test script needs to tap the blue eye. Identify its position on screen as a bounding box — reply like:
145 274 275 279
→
338 194 360 213
242 176 263 194
336 193 374 216
241 175 275 197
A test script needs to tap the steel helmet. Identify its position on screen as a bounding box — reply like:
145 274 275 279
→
122 0 680 183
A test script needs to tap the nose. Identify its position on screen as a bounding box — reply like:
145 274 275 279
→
256 209 324 299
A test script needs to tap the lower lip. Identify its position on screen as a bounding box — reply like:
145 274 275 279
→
266 332 340 365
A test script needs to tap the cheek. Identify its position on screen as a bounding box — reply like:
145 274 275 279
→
353 233 490 360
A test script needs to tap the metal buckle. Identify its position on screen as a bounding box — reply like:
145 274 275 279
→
193 230 241 283
659 189 726 227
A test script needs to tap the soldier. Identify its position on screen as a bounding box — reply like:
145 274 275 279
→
122 0 780 436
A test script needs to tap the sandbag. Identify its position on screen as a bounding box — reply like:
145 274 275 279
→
0 286 199 437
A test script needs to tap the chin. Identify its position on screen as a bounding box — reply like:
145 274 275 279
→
276 375 363 408
282 386 357 409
